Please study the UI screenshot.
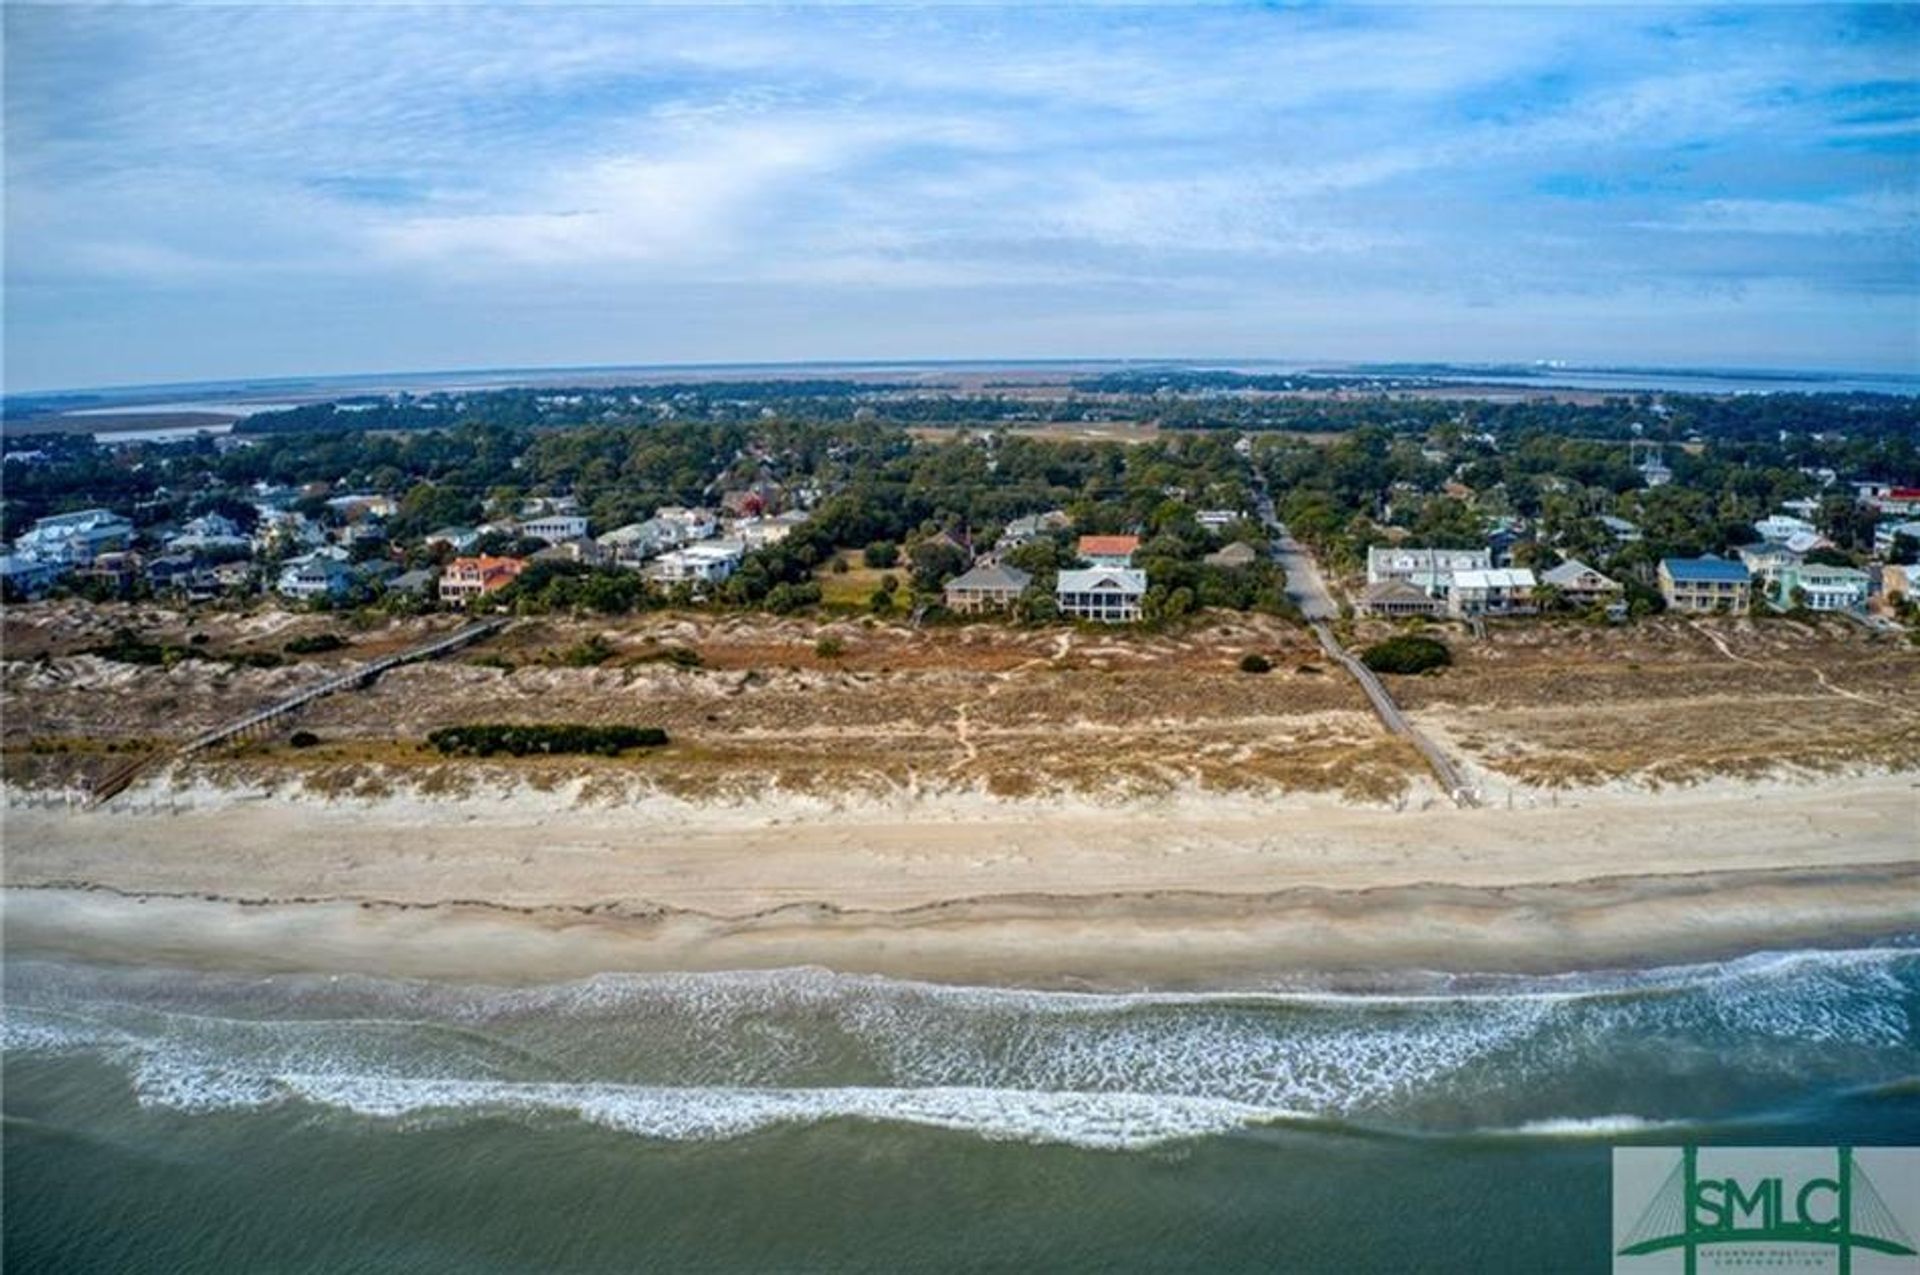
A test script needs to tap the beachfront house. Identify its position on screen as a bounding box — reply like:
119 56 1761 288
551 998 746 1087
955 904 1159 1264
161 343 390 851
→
1447 568 1537 617
277 552 355 602
1366 546 1492 598
1077 535 1140 569
438 554 527 605
10 508 135 566
1539 559 1623 608
1658 557 1751 614
944 561 1032 614
1355 579 1446 618
1056 568 1147 623
1770 562 1870 613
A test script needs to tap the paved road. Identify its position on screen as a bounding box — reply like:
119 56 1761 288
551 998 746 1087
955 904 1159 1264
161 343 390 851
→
1271 531 1338 621
1251 483 1337 621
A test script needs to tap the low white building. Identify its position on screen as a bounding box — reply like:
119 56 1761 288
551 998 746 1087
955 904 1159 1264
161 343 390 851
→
648 541 746 584
519 513 590 544
1447 567 1537 617
1056 567 1147 623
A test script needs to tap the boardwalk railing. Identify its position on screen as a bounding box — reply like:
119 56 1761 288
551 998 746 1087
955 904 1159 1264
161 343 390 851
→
89 618 508 807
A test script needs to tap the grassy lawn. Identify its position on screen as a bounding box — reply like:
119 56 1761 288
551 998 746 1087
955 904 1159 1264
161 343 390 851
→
814 550 900 608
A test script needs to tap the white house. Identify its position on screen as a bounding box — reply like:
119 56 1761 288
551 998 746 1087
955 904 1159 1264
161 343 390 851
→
648 541 746 585
11 508 135 566
1754 514 1818 544
1447 568 1537 617
1366 546 1492 597
519 513 590 544
167 513 251 554
1056 567 1147 622
1872 519 1920 556
1771 562 1870 613
654 506 720 542
276 551 354 601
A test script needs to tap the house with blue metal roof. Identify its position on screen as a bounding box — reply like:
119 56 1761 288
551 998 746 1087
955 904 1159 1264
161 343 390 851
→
1658 556 1751 615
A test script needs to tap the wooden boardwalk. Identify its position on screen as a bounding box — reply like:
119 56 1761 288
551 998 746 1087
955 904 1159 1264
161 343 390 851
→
88 618 508 807
1310 621 1479 808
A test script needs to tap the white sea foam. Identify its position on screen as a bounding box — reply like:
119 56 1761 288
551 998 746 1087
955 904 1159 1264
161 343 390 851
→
7 946 1913 1149
1501 1115 1682 1138
123 1067 1303 1150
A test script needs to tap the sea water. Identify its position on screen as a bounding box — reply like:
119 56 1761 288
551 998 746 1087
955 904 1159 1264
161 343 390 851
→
6 946 1918 1272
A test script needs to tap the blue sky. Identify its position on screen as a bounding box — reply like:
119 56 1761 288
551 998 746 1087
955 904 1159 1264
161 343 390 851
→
4 3 1916 391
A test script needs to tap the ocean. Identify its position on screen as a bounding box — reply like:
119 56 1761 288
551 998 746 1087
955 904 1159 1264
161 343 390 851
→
5 946 1918 1272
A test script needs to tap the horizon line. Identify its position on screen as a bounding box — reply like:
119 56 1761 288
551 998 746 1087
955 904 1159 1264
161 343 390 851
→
10 355 1919 402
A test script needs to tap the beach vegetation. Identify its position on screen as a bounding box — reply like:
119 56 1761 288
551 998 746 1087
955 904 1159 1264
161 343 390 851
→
1360 634 1451 675
426 724 669 757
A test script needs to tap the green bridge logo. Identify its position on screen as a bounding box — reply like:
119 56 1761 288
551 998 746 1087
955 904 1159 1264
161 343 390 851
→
1614 1147 1919 1274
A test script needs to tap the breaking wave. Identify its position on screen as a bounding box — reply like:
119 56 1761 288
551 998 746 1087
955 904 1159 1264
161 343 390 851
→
5 947 1916 1150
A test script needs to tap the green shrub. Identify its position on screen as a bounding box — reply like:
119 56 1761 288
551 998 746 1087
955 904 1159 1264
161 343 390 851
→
556 635 614 667
284 633 347 655
289 730 321 748
1359 635 1451 675
864 541 899 568
426 724 670 758
1238 652 1273 674
815 636 845 659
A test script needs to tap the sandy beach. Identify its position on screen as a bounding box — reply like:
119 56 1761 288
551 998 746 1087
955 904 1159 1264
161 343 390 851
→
6 772 1915 988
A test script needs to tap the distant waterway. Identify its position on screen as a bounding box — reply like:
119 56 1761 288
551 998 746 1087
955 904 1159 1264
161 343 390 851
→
6 944 1917 1271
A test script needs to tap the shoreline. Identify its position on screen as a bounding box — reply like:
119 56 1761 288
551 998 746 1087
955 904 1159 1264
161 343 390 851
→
6 770 1916 989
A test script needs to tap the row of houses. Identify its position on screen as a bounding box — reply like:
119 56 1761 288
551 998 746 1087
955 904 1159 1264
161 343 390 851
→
942 528 1266 622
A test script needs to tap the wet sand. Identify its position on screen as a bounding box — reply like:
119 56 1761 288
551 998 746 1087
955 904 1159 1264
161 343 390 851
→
5 773 1915 988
